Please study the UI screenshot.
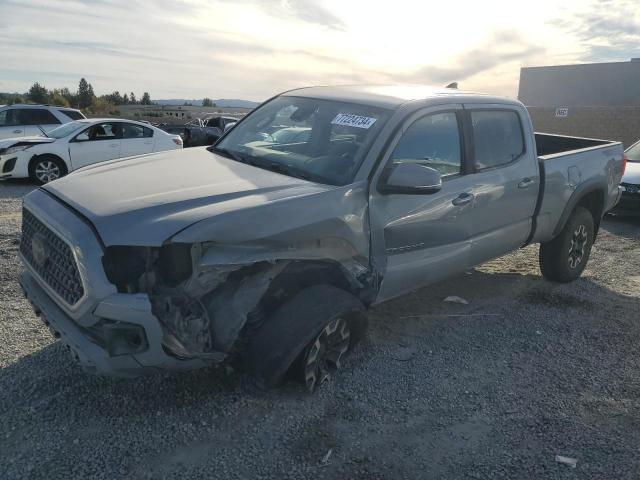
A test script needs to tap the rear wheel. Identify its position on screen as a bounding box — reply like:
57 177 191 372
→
29 155 67 185
539 206 594 282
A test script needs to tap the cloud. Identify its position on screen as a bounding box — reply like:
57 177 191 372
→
0 0 635 100
222 0 346 30
399 30 545 85
549 0 640 61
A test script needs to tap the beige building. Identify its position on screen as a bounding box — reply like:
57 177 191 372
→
519 59 640 147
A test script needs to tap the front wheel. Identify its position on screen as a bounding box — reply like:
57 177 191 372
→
244 285 367 392
300 316 352 392
539 206 595 282
29 155 67 185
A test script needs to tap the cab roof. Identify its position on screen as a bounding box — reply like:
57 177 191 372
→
282 85 521 109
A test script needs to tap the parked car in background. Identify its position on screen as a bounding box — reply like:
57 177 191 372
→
610 139 639 215
159 115 238 147
18 85 624 391
0 118 182 184
0 104 85 140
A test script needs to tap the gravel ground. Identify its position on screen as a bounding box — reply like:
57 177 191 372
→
1 179 640 479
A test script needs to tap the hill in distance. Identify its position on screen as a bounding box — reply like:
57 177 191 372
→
155 98 260 108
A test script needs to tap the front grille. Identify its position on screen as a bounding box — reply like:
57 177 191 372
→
622 183 640 194
20 208 84 306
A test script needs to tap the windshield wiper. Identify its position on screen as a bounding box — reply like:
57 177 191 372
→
209 146 243 162
262 162 311 181
210 146 313 181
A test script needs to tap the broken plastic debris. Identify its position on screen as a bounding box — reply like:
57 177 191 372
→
555 455 577 468
443 296 469 305
321 448 333 465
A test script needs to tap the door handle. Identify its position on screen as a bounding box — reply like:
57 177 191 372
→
518 178 535 189
452 192 474 206
13 129 23 134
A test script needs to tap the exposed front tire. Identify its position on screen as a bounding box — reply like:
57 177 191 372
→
29 155 67 185
244 285 367 392
539 206 595 283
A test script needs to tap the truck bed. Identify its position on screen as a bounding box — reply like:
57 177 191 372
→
535 132 618 159
530 133 624 244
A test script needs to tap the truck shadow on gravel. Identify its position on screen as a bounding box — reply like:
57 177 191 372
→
2 269 640 479
601 214 640 240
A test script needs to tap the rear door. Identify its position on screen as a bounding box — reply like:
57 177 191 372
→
68 122 122 169
120 123 154 157
0 109 26 139
22 108 62 136
463 105 539 264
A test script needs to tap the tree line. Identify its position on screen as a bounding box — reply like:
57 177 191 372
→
0 78 152 114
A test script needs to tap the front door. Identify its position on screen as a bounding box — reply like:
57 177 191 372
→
370 105 475 303
463 105 540 264
69 122 122 170
0 109 25 139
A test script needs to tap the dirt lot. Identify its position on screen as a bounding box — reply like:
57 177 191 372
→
1 180 640 479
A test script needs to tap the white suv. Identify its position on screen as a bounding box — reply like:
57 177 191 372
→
0 104 85 140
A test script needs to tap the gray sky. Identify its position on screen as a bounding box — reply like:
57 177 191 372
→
0 0 638 101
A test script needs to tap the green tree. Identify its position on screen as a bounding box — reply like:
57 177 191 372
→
86 96 115 115
49 89 70 107
129 92 136 104
202 97 213 107
122 93 129 104
77 78 95 109
59 87 77 107
141 92 151 105
104 90 123 105
28 82 49 103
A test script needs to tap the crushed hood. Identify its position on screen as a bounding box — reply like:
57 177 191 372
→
622 161 640 185
0 136 55 150
43 147 334 246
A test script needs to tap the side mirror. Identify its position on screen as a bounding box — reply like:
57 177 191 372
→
378 162 442 195
224 122 236 132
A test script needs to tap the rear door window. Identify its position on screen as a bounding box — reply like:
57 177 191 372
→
123 123 154 139
470 110 524 170
206 117 223 128
22 109 61 125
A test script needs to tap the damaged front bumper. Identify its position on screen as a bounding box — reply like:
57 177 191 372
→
19 269 218 376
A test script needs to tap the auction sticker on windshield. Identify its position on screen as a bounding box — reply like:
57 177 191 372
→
331 113 377 129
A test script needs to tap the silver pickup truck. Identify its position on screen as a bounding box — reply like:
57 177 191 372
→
18 85 625 391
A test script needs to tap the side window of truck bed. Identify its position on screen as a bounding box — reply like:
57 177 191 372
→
471 110 524 170
389 112 461 177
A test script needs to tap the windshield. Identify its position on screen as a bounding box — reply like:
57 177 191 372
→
47 121 88 139
213 96 391 185
627 141 640 162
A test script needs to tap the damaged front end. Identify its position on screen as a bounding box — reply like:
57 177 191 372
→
102 241 373 364
102 243 279 361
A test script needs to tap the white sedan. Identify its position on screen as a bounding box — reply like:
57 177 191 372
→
0 119 183 184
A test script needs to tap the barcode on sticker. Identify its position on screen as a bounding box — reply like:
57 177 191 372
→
331 114 377 129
